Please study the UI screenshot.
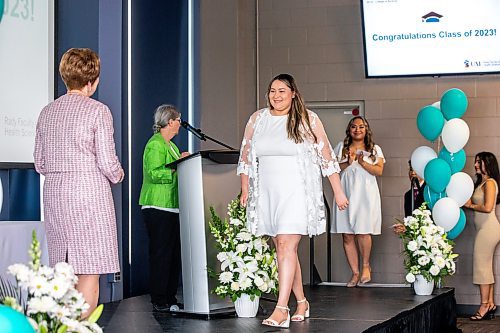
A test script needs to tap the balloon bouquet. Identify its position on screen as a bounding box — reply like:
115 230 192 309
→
410 88 472 240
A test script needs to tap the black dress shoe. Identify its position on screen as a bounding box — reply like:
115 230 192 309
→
152 303 171 313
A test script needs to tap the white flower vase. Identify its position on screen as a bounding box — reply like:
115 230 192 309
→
413 274 434 295
234 294 259 318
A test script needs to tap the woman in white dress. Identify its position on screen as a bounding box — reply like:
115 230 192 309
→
331 117 384 287
238 74 348 328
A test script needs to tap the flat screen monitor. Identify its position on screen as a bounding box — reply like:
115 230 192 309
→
360 0 500 78
0 1 54 167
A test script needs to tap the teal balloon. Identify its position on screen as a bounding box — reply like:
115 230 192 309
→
417 105 445 141
438 147 466 174
447 208 466 240
423 185 446 210
440 88 468 120
424 158 451 192
0 0 4 22
0 305 35 333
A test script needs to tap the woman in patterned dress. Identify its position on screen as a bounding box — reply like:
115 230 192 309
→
238 74 348 328
34 48 124 317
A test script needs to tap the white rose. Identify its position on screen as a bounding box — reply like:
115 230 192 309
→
254 276 264 287
429 265 440 276
236 243 247 254
407 241 418 252
258 282 268 292
237 232 252 242
418 256 430 266
433 256 446 269
230 282 240 291
240 278 252 289
219 272 233 284
217 252 228 262
406 273 416 283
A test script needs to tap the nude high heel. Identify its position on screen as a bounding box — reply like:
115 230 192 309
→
359 264 371 284
291 298 310 322
346 273 360 288
262 305 290 328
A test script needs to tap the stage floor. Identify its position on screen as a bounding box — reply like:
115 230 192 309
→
98 285 458 332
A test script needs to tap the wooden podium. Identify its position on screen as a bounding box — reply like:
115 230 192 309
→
169 150 240 316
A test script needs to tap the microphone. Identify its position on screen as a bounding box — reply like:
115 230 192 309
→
180 119 236 150
180 120 205 140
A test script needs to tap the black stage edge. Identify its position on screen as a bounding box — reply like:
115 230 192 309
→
363 287 458 333
99 285 459 333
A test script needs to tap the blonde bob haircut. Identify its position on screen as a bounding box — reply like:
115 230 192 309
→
59 48 100 90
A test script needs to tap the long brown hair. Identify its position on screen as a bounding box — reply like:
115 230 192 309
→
341 116 376 161
474 152 500 204
266 73 316 143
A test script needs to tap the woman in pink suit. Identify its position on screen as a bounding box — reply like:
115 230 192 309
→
34 48 124 317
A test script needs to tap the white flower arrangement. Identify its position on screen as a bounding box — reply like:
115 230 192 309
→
0 231 103 333
209 197 278 302
399 204 459 284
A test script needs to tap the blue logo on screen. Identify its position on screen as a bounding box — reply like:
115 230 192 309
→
0 0 4 23
422 12 443 23
464 60 481 68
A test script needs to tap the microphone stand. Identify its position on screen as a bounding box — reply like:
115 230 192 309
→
410 177 418 212
181 121 236 150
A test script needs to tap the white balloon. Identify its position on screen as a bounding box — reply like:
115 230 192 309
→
432 198 460 232
411 146 437 179
446 172 474 207
442 119 470 153
432 101 441 109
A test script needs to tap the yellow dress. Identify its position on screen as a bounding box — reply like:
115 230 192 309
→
472 179 500 284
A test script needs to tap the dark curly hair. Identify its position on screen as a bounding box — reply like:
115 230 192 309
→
474 152 500 204
341 116 376 162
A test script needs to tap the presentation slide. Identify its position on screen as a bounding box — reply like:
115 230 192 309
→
362 0 500 77
0 0 53 164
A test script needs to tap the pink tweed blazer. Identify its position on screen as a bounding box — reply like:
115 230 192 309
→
34 94 123 274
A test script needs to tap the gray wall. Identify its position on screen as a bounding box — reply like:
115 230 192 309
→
199 0 500 307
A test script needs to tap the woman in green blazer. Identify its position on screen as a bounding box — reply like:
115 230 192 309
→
139 104 189 312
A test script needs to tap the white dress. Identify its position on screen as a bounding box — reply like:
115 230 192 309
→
330 142 384 235
254 113 308 236
237 108 341 237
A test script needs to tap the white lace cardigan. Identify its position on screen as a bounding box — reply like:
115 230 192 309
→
236 108 341 237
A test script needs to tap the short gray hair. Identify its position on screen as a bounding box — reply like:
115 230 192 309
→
152 104 180 133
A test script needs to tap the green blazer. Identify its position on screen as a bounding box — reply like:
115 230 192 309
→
139 133 181 209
